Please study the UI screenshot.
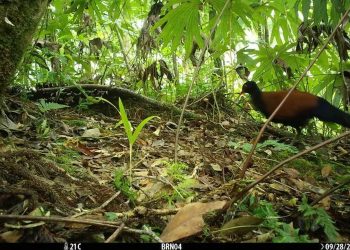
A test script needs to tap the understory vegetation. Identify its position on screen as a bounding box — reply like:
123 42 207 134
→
0 0 349 244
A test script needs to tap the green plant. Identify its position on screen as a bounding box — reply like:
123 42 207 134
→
47 147 81 175
239 196 314 242
117 98 158 180
36 118 51 138
165 161 189 182
162 161 197 204
229 139 298 154
253 200 313 242
273 223 313 243
75 96 158 180
170 178 197 202
114 169 137 202
105 212 118 221
36 99 69 114
35 99 69 138
298 196 339 242
63 119 87 127
140 233 153 243
76 90 104 111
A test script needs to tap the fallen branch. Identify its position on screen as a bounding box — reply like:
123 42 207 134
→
0 214 121 228
106 206 179 219
105 223 125 243
0 214 162 242
72 191 121 218
310 177 350 207
34 84 203 119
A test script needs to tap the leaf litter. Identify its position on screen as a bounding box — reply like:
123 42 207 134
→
0 95 349 243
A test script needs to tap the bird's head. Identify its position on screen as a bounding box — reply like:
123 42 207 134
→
241 81 260 95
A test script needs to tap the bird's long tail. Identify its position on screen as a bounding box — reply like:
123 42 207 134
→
314 98 350 128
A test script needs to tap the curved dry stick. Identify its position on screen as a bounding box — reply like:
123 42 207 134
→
284 175 350 219
310 177 350 207
0 214 162 242
238 8 350 178
72 191 121 218
0 214 121 228
174 0 231 162
105 223 125 243
227 131 350 208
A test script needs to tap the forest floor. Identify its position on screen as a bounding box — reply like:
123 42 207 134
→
0 92 349 243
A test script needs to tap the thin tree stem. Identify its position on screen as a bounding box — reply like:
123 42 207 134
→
174 0 231 162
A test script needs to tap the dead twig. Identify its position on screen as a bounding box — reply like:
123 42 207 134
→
126 225 163 243
310 177 350 207
106 206 179 219
105 223 125 243
142 225 163 243
0 214 163 242
0 214 122 228
72 191 121 218
284 176 350 219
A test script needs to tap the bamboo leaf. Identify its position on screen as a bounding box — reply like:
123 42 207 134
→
330 0 343 27
294 0 301 19
154 0 201 56
302 0 311 22
313 0 328 24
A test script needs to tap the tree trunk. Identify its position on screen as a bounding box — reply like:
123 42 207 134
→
0 0 48 103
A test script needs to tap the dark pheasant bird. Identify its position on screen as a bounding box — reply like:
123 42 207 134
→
241 81 350 131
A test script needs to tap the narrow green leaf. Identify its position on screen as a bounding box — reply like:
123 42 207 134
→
313 0 328 24
301 0 311 22
130 116 159 145
96 97 118 111
330 0 343 26
293 0 301 19
346 0 350 9
114 120 123 128
118 98 133 142
154 0 201 54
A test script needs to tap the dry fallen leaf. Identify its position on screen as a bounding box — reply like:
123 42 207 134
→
152 139 165 147
284 168 300 178
152 126 161 136
290 179 325 194
321 165 332 178
243 231 273 243
270 183 291 194
221 121 230 127
210 163 222 172
67 141 95 156
0 230 23 243
319 196 331 210
220 216 263 236
160 201 226 242
4 17 15 27
81 128 101 138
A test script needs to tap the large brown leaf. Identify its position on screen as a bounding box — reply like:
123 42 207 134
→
160 201 226 242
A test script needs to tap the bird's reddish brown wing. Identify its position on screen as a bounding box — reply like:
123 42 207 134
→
261 90 318 119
